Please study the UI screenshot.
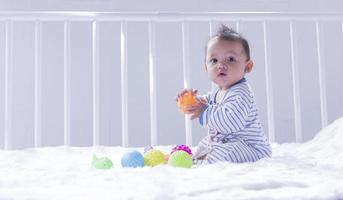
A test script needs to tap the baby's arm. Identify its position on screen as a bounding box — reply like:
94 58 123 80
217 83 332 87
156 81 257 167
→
199 93 251 134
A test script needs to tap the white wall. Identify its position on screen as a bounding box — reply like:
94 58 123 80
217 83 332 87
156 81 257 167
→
0 0 343 149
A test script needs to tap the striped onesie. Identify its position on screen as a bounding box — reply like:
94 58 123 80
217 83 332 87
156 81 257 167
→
193 78 272 164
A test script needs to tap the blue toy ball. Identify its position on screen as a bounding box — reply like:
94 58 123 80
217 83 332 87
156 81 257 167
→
121 150 144 168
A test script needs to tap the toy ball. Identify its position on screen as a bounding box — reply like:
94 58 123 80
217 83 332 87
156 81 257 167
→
177 92 197 113
121 150 144 168
171 144 192 156
144 149 166 167
92 154 113 169
168 150 193 168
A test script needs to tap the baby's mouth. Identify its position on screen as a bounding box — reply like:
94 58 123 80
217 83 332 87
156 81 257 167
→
218 72 227 77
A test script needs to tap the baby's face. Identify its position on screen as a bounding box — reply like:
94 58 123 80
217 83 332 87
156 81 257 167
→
205 38 251 90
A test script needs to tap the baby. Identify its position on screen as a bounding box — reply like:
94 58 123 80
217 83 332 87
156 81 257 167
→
177 25 272 164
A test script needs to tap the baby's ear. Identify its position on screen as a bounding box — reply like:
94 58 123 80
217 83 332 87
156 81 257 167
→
245 60 253 73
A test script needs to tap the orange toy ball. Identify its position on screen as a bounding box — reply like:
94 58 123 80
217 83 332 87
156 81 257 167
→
177 92 197 113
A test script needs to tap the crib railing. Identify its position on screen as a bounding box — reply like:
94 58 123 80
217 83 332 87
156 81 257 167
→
1 11 343 149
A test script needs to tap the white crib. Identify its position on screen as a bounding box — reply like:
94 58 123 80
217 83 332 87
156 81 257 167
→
1 11 343 149
1 11 343 200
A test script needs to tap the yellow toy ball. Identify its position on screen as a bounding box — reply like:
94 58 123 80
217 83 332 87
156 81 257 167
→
144 149 166 167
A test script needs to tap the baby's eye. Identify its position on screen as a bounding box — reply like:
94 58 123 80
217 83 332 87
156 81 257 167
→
209 58 218 64
227 56 236 63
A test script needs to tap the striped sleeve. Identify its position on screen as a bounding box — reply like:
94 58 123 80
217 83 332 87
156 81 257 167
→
199 93 251 134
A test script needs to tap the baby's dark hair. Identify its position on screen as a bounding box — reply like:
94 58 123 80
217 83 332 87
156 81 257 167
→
210 25 251 61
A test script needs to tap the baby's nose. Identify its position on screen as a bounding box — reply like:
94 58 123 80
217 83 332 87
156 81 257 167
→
217 62 228 69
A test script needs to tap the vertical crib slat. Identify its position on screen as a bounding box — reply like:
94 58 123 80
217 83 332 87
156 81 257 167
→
209 20 216 90
209 20 214 38
315 21 328 129
63 21 71 146
263 21 275 142
236 21 240 32
289 21 303 143
4 20 13 150
181 21 192 146
120 21 129 147
34 20 42 147
92 20 100 146
148 21 157 146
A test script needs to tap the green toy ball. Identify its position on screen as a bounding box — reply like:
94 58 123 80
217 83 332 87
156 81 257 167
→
168 150 192 168
144 149 166 167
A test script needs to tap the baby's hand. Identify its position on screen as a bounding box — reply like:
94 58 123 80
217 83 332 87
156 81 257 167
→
176 89 207 120
184 97 207 120
175 88 198 102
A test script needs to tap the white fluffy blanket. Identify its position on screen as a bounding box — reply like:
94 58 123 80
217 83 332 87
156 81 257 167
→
1 118 343 200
